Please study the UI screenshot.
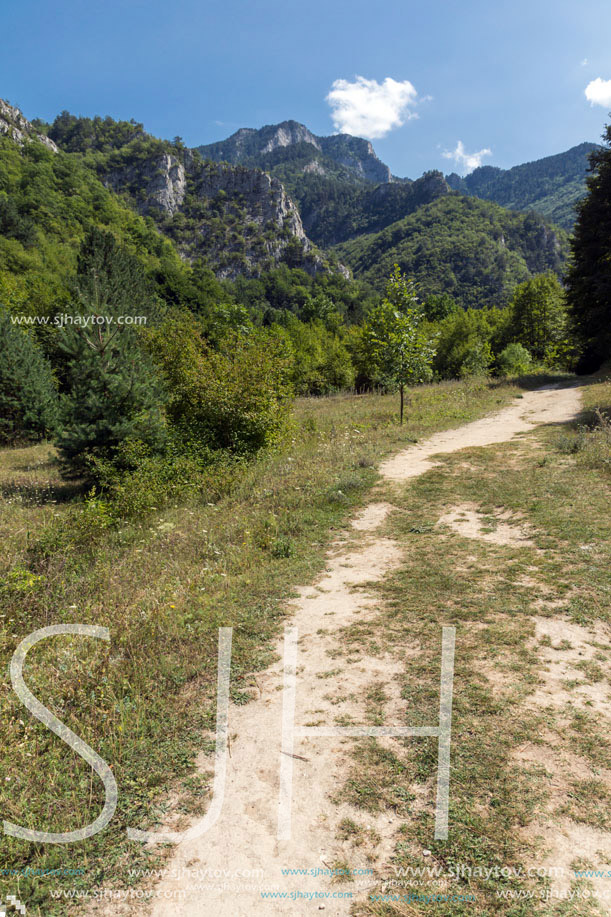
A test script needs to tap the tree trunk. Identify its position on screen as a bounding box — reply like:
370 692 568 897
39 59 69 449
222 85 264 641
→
400 384 404 425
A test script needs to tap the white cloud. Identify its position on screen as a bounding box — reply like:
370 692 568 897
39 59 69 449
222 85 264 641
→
581 58 589 67
442 140 492 175
326 76 418 139
585 77 611 107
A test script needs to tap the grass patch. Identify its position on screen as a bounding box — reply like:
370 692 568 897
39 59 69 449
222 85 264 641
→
342 374 611 916
0 376 524 914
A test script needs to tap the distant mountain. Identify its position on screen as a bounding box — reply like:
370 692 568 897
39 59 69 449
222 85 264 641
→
198 121 447 247
199 121 595 241
333 195 569 309
197 120 393 184
446 143 598 229
287 170 451 248
0 102 584 314
45 112 331 279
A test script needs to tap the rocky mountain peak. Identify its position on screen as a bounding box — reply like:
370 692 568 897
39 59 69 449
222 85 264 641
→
197 120 392 184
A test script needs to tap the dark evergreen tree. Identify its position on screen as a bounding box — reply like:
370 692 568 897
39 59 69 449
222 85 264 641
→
0 309 59 444
55 230 167 480
566 122 611 371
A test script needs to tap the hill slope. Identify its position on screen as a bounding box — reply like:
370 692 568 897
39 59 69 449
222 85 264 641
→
334 194 569 308
44 111 329 279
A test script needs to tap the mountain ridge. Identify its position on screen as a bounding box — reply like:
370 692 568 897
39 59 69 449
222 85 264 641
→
445 141 598 229
197 119 393 184
199 119 597 231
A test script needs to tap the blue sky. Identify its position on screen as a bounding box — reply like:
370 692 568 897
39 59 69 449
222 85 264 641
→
1 0 610 177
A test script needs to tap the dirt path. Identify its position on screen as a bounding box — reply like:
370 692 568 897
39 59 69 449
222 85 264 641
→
134 383 584 916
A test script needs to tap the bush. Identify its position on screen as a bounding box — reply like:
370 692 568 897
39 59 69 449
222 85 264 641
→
90 439 242 517
0 308 59 444
283 320 354 394
148 314 293 455
496 342 533 377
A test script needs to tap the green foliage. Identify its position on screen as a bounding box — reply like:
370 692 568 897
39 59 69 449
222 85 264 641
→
507 273 567 363
54 231 167 481
281 319 355 394
0 131 244 339
423 292 460 322
334 195 569 310
0 308 58 443
88 440 240 518
73 226 158 318
148 313 293 455
496 342 533 377
433 308 502 379
283 169 449 247
566 122 611 371
362 265 437 421
48 111 146 153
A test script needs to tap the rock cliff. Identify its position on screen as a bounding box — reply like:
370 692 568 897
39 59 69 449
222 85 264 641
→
0 100 58 152
100 145 326 279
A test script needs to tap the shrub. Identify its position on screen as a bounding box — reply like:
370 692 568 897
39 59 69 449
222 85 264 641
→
148 314 293 455
90 440 242 517
496 342 533 377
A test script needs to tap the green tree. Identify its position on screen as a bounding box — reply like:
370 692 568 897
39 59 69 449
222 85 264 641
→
433 308 493 379
423 292 460 322
55 230 167 480
508 273 567 363
363 265 437 423
0 308 58 444
566 122 611 370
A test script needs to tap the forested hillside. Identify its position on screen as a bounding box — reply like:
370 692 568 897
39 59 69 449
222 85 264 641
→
333 194 568 308
45 112 328 279
446 142 597 229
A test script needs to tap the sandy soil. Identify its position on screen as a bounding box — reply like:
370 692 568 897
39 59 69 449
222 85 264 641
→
111 382 595 916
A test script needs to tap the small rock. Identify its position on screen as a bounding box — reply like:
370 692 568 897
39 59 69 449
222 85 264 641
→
423 849 431 856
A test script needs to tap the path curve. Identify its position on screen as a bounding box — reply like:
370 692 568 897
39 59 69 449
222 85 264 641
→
135 383 583 916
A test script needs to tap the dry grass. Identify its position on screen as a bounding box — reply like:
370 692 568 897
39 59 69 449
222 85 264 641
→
0 376 529 914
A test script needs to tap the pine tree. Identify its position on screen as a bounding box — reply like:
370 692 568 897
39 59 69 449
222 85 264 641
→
566 123 611 371
55 229 167 480
0 309 58 444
